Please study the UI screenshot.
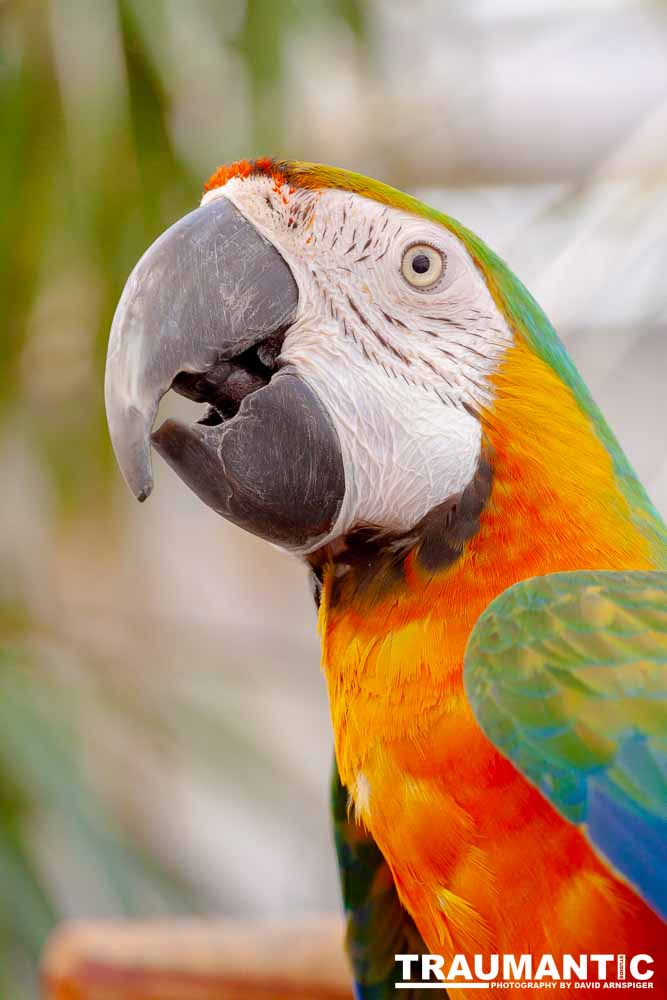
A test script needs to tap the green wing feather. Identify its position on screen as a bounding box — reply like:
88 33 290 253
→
331 761 436 999
464 570 667 918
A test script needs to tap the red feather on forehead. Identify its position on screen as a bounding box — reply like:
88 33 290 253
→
204 157 289 194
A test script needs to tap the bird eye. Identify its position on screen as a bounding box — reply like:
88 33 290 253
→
401 244 444 288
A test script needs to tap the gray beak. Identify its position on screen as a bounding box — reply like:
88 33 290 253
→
105 196 299 501
105 195 345 550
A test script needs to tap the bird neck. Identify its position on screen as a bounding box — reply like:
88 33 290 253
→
314 339 662 786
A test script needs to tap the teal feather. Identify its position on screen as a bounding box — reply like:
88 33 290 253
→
464 570 667 918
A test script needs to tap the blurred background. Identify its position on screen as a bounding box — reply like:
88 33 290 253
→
1 0 666 995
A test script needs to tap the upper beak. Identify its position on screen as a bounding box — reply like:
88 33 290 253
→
104 196 299 501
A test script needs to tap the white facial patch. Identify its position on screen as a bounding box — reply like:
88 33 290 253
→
202 177 513 550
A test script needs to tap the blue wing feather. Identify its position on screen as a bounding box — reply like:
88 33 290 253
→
464 570 667 919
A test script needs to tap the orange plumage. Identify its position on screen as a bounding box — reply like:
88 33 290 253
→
319 341 666 996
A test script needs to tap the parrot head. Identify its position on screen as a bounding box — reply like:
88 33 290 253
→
105 159 661 561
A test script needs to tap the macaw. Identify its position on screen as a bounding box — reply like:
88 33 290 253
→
104 159 667 998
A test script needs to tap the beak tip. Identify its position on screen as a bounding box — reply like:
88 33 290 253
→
105 397 156 506
126 467 153 503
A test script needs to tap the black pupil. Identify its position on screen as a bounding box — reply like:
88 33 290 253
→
411 252 431 275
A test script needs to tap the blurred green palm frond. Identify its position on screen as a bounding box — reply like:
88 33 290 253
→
0 641 196 998
0 625 327 999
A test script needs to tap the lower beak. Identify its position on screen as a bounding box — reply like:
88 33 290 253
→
104 195 345 549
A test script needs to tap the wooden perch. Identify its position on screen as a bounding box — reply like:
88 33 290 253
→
42 915 354 999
